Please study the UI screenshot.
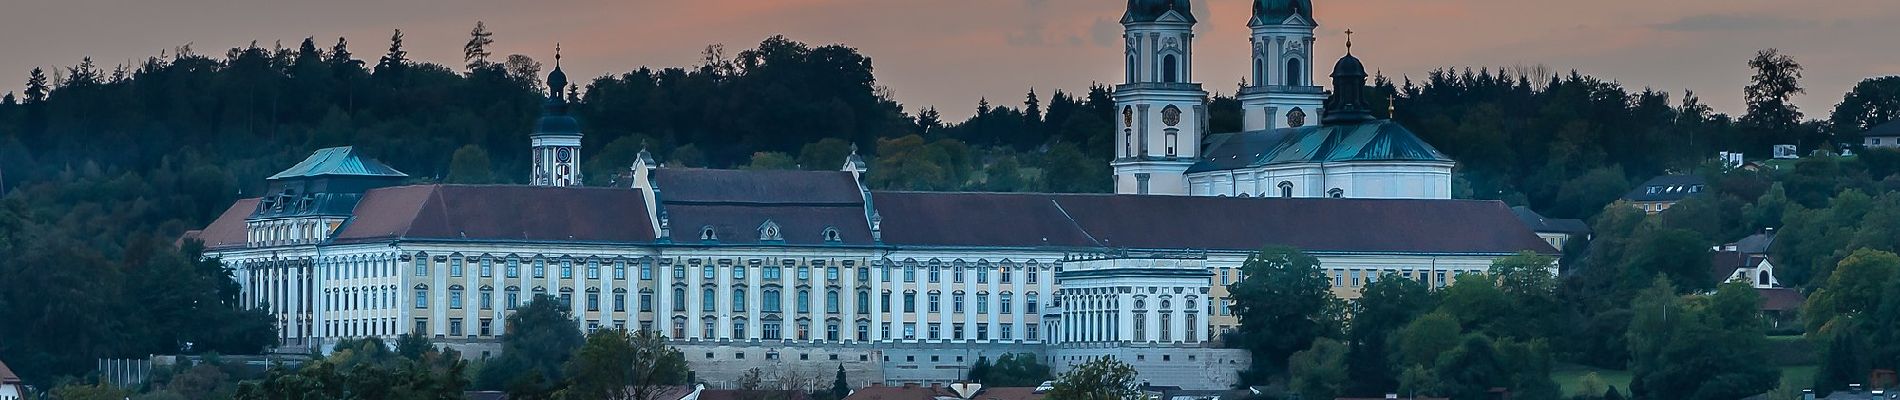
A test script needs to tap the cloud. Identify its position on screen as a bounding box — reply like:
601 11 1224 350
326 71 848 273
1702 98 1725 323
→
1652 13 1815 32
1091 18 1121 47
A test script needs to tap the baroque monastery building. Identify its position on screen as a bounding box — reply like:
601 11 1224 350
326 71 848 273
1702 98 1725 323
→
187 0 1550 390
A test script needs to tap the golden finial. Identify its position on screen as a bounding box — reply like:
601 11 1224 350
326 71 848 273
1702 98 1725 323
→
1344 29 1354 54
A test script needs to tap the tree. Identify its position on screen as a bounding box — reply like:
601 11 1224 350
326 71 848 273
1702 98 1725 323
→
1288 338 1350 400
1804 249 1900 333
743 151 798 170
832 364 851 400
465 21 496 71
1741 49 1805 154
798 138 854 171
1430 335 1507 400
375 29 408 79
564 328 639 400
1624 228 1715 294
627 329 690 400
1346 274 1435 394
476 295 584 395
968 356 992 382
24 67 48 103
1228 246 1343 383
1396 312 1462 368
1628 278 1779 400
1830 76 1900 134
448 144 496 183
1045 358 1139 400
974 353 1053 387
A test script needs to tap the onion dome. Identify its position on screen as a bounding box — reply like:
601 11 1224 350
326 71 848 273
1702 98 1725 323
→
534 46 582 137
1123 0 1196 23
1252 0 1314 23
1321 38 1375 125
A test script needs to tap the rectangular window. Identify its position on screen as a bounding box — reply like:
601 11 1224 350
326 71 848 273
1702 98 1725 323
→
1026 296 1038 314
827 267 839 281
928 293 941 312
1027 270 1037 284
449 290 463 309
507 259 520 278
614 261 626 280
640 293 653 312
764 266 781 280
480 318 493 336
928 266 940 283
928 323 941 340
414 259 427 277
977 267 988 283
734 266 746 280
976 294 989 314
954 295 965 313
734 290 747 312
976 323 989 340
615 294 627 312
1350 269 1361 287
534 260 546 278
857 267 870 282
953 323 966 340
1001 293 1013 314
904 293 916 313
1001 324 1013 340
449 318 464 336
882 322 892 340
734 323 747 339
704 290 717 312
587 293 600 311
673 265 685 279
764 322 782 340
480 259 493 277
414 318 428 335
882 293 893 313
881 265 891 281
559 293 573 307
450 259 464 277
507 292 519 310
641 262 653 280
480 291 493 310
903 323 917 339
704 266 716 280
1000 268 1012 283
858 324 869 341
561 260 573 279
827 323 840 341
1027 323 1039 340
904 266 916 282
415 290 428 309
587 261 600 279
798 266 811 281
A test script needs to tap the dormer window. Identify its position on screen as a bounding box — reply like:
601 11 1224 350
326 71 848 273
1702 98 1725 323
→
700 226 717 241
758 220 783 242
1327 188 1344 198
1278 181 1294 198
823 227 842 243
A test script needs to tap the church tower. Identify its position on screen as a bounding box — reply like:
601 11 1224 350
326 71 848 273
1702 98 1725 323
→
1112 0 1206 195
1238 0 1326 131
531 48 583 187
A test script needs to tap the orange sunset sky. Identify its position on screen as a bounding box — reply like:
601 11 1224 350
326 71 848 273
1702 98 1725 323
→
4 0 1897 121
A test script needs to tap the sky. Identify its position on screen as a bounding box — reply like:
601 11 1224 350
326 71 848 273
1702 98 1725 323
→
3 0 1897 121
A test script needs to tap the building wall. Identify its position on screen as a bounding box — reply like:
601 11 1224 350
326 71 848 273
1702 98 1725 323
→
1 383 22 400
1867 135 1898 148
1048 344 1249 390
1185 161 1453 200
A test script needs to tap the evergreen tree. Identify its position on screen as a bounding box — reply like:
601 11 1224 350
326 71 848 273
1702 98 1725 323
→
832 365 851 400
375 29 408 79
1025 89 1042 126
24 67 48 103
1 92 14 105
464 21 495 71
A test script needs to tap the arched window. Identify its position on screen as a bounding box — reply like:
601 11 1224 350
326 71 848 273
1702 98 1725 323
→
1758 270 1770 285
1328 188 1344 198
1165 128 1179 157
823 227 841 243
1285 59 1302 86
1254 57 1266 86
1161 54 1179 83
732 288 747 312
672 288 686 312
857 290 871 314
797 289 812 313
702 289 716 312
1279 181 1295 198
700 226 717 241
764 288 782 312
826 290 841 314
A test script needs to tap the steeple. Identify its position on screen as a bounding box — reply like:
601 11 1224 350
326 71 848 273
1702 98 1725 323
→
530 44 583 187
1322 32 1376 126
1238 0 1324 130
1113 0 1204 195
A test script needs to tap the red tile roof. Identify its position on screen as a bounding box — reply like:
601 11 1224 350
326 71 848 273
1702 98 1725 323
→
1758 288 1806 311
197 198 260 250
334 185 656 244
656 168 864 205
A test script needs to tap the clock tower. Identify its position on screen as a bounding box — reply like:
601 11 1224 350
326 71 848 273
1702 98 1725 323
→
531 48 583 187
1111 0 1206 196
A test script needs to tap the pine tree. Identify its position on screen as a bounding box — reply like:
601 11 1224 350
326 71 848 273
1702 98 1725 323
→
917 106 943 134
328 37 360 72
832 364 851 400
1 92 14 105
375 29 408 78
464 21 495 71
23 67 48 103
1025 88 1043 125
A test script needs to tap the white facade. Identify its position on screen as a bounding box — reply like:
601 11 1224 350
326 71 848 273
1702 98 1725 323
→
1112 6 1207 196
1238 8 1325 131
1185 160 1455 199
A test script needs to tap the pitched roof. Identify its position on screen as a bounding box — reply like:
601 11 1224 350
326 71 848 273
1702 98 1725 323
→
873 192 1555 255
197 198 261 250
1863 119 1900 138
664 204 872 245
334 185 656 244
1733 231 1776 255
1711 251 1747 284
267 146 408 180
1189 120 1451 174
655 168 863 205
1758 287 1805 311
1510 206 1591 235
698 390 812 400
0 356 20 384
1622 174 1707 202
845 385 1043 400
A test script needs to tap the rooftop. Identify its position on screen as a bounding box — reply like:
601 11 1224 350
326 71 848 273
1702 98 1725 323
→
266 146 408 180
1622 174 1708 203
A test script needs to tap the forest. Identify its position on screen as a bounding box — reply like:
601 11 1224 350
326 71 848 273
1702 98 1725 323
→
3 22 1900 399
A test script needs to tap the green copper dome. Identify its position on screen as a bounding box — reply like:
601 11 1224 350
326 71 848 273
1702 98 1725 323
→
1123 0 1196 23
1253 0 1314 23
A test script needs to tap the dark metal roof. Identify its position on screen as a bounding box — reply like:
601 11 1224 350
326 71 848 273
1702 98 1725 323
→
267 146 408 180
654 168 864 205
1188 120 1451 173
663 203 872 246
333 185 656 244
1510 206 1591 235
1252 0 1314 24
1622 174 1708 202
1864 119 1900 138
872 191 1555 255
1732 231 1776 255
1123 0 1196 23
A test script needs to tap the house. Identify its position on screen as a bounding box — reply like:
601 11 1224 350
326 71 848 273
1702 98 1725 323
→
1711 231 1805 329
1862 120 1900 149
844 383 1043 400
0 358 23 400
1510 206 1591 252
1623 174 1708 214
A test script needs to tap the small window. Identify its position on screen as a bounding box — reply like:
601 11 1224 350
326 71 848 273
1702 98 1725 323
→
701 226 717 241
1279 181 1294 198
1327 188 1344 198
823 227 841 243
